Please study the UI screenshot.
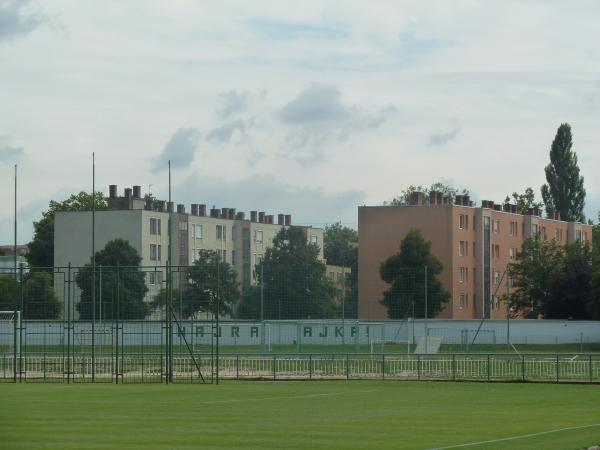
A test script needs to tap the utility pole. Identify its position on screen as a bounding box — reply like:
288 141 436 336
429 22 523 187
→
92 152 96 382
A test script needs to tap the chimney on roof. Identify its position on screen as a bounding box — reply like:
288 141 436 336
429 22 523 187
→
221 208 229 219
228 208 235 220
199 204 206 216
510 204 517 214
236 212 245 220
124 188 132 199
494 204 502 211
177 204 185 214
533 206 539 217
442 196 449 205
429 191 437 205
210 207 219 218
145 199 153 210
455 194 463 205
258 211 265 223
191 204 199 216
503 203 510 212
436 192 443 204
554 211 561 221
133 185 141 199
167 202 174 213
109 185 117 198
285 214 291 226
463 195 470 206
278 214 284 225
268 215 275 224
410 191 424 205
250 211 257 222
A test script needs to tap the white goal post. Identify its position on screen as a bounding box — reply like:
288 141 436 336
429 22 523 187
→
0 311 21 355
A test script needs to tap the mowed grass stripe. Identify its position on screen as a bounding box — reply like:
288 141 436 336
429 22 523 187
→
1 381 599 450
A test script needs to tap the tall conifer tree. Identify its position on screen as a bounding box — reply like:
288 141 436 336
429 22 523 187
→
541 123 586 222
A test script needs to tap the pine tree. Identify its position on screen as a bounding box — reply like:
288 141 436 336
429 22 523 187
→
541 123 586 222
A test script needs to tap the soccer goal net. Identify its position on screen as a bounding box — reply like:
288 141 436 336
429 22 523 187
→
0 311 20 356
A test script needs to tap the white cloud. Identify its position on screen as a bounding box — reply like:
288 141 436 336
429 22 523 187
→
2 0 600 242
153 128 201 172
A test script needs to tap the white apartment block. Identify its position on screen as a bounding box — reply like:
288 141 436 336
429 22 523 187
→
54 185 324 313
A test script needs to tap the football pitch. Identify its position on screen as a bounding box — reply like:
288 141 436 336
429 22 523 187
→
1 381 599 450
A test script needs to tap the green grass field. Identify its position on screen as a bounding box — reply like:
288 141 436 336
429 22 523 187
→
1 381 600 449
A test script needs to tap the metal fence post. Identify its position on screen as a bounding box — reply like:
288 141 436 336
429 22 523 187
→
236 354 239 380
556 354 559 384
452 354 456 381
309 354 312 380
589 355 593 384
522 354 526 382
417 354 421 380
273 354 276 380
381 354 385 380
346 354 349 380
487 354 490 382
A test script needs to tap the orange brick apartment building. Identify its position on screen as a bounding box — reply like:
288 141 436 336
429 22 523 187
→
358 191 592 320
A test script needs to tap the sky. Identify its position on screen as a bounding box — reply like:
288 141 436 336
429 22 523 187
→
1 0 600 244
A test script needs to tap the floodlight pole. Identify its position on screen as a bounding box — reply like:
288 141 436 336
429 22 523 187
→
13 164 17 277
424 266 428 352
13 164 17 383
92 152 96 382
506 267 510 352
260 262 265 354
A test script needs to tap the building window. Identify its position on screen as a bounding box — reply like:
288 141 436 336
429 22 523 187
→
150 218 161 235
459 293 465 309
310 235 318 245
493 295 500 310
255 230 263 244
576 229 582 241
583 231 588 243
459 267 466 283
216 225 226 241
509 248 514 260
459 214 465 229
221 249 227 263
329 271 335 280
459 241 466 256
148 272 155 285
532 223 538 238
541 227 547 240
150 244 162 261
509 221 517 236
192 224 203 239
493 220 500 233
494 270 500 285
179 221 188 231
231 250 236 265
494 244 500 259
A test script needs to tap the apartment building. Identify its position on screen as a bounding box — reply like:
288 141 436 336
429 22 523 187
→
54 185 324 312
358 191 592 320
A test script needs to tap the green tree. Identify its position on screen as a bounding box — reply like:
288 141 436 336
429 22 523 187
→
75 239 149 320
153 250 239 318
508 238 565 318
542 242 592 319
324 222 357 267
387 182 470 206
0 272 61 319
504 187 543 214
324 222 358 318
379 228 450 319
541 123 586 222
591 216 600 319
237 227 338 320
27 191 108 268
